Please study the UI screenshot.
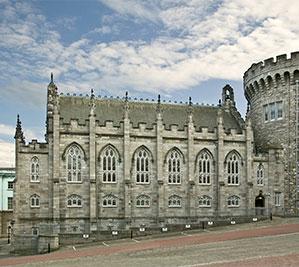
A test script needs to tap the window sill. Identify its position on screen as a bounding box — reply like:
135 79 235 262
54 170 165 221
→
198 206 211 208
198 183 211 186
66 181 83 184
102 206 117 208
102 181 117 184
30 206 40 209
67 206 82 208
30 181 40 183
228 206 240 208
227 184 240 186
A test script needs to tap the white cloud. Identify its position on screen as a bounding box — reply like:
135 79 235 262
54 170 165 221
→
0 123 43 142
0 140 15 167
99 0 160 23
0 124 15 136
1 0 299 102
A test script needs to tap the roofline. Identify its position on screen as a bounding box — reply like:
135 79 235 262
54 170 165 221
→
0 167 15 171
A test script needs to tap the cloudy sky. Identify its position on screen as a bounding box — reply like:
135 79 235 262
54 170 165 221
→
1 0 299 167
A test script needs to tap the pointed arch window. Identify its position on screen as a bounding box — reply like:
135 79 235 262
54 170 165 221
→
30 194 40 208
135 148 151 184
167 149 182 184
136 195 150 208
102 194 117 207
198 150 213 184
226 151 241 185
102 146 118 183
30 157 39 182
168 195 182 207
257 164 264 185
198 195 212 207
67 145 83 182
228 195 240 207
67 194 82 207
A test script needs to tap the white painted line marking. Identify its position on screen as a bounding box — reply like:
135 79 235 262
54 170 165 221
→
102 242 109 247
132 239 140 243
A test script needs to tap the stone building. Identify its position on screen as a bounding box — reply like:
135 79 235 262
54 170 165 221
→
12 52 299 252
244 51 299 213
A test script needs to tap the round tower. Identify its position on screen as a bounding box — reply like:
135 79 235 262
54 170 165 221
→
244 52 299 150
244 51 299 213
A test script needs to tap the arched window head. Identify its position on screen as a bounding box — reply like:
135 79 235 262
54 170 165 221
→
136 195 150 208
102 194 117 207
198 195 212 207
257 164 264 185
102 146 118 183
167 149 183 184
228 195 240 207
30 157 39 182
226 151 241 185
67 145 83 182
168 195 182 208
198 150 213 185
135 148 151 184
30 194 40 208
67 194 82 207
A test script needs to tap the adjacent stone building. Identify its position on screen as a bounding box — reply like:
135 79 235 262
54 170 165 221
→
12 52 299 252
244 51 299 213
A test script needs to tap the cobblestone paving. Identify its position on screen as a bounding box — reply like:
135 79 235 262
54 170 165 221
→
1 218 298 267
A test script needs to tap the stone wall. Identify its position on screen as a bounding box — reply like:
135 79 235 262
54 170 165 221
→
0 210 13 237
244 52 299 214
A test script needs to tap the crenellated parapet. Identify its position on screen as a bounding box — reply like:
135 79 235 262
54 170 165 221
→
18 139 48 154
244 51 299 101
243 51 299 150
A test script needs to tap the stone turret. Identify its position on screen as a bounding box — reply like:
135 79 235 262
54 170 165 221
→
244 52 299 214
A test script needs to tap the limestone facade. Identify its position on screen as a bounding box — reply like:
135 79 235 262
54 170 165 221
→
13 54 298 243
244 52 299 213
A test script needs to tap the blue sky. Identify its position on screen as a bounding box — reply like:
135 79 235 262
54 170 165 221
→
1 0 299 167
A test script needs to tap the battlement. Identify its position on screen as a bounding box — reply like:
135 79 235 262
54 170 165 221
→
244 51 299 82
59 91 218 108
19 139 48 153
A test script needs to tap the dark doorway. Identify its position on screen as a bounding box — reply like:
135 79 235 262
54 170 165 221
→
255 190 265 215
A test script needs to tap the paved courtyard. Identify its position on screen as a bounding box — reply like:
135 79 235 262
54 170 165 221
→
0 217 298 267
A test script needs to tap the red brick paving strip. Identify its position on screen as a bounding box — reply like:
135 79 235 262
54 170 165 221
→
1 223 299 267
201 253 299 267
